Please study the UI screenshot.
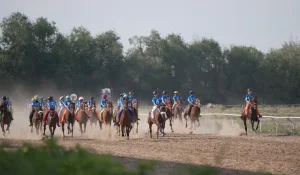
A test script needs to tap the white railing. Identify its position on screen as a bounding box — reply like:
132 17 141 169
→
139 113 300 134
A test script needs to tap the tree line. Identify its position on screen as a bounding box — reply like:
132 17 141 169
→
1 12 300 104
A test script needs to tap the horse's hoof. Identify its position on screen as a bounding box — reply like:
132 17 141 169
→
171 130 174 132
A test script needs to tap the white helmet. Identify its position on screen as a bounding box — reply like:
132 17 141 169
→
79 96 84 100
59 96 64 100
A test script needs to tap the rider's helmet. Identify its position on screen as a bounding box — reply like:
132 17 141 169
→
79 96 84 101
162 91 167 95
247 88 252 92
123 94 129 99
59 96 64 100
102 94 107 99
153 90 158 95
34 95 39 100
48 96 53 101
129 91 134 96
50 106 55 110
90 96 94 100
174 91 178 94
2 96 7 101
119 93 123 97
189 91 194 95
66 95 71 100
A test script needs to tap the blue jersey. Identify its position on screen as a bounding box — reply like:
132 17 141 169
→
88 100 96 106
31 100 40 107
100 99 108 109
245 94 255 102
187 95 196 104
59 100 65 108
76 101 83 108
128 96 136 103
173 95 181 101
118 98 123 107
47 100 57 109
39 101 45 107
161 95 170 103
64 100 72 106
152 97 162 105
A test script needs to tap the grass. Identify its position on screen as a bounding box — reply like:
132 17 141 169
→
0 139 272 175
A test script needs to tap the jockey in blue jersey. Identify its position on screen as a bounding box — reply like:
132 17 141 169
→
172 91 181 109
58 96 65 117
87 96 96 113
161 91 170 105
151 91 162 119
75 96 84 114
43 96 60 127
6 97 13 116
117 94 134 123
128 91 137 104
99 94 110 120
186 91 197 116
117 93 123 109
0 96 13 121
29 95 41 126
64 96 72 106
244 88 262 117
128 91 139 120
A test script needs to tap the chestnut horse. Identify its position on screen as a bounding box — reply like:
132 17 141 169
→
31 106 44 135
129 99 139 133
165 99 174 132
241 96 260 135
0 102 13 138
43 108 58 138
77 102 89 135
100 101 113 129
184 98 201 133
173 100 183 123
89 104 99 130
148 105 167 139
61 102 76 138
117 99 131 139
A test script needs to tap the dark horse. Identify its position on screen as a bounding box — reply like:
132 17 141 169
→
184 98 201 133
61 102 76 138
0 102 13 138
241 96 260 135
100 101 113 129
43 108 58 138
31 106 44 135
117 99 131 139
148 105 167 139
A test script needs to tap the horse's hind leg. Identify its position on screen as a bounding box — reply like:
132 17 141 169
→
71 123 74 137
149 123 152 138
126 126 130 140
43 123 46 135
243 118 248 135
6 124 10 134
255 120 260 132
136 121 139 133
62 123 65 138
1 124 5 137
185 116 188 128
169 119 174 132
84 123 87 134
251 120 255 132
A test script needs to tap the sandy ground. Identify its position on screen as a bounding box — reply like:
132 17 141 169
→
1 108 300 175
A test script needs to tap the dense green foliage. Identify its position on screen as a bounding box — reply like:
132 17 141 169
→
1 12 300 104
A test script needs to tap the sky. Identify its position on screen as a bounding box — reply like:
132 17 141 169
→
0 0 299 53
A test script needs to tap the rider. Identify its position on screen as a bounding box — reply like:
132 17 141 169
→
43 96 60 127
87 96 96 111
6 97 13 116
0 96 13 121
128 91 139 120
99 94 109 120
151 91 162 119
76 96 84 114
161 91 170 105
39 96 46 110
29 95 41 126
172 91 181 109
64 95 72 106
245 88 262 117
117 93 123 109
186 91 196 116
117 94 134 124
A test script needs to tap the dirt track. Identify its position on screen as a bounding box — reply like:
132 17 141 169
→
1 110 300 175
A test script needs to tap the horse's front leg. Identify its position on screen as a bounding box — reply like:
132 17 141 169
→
136 121 139 133
43 122 46 135
255 119 260 132
243 118 248 135
6 124 10 134
1 123 5 136
71 123 74 137
185 115 188 128
169 118 174 132
52 126 56 138
84 122 87 133
61 123 65 138
79 123 83 135
251 120 255 132
156 124 159 139
67 123 70 134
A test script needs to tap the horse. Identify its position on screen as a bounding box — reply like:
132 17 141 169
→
77 102 89 135
184 98 201 133
165 99 174 132
173 100 183 123
148 104 167 139
241 96 260 135
129 99 139 133
0 102 13 138
61 102 76 138
100 101 113 129
31 106 44 135
43 108 58 138
89 104 99 130
117 99 131 139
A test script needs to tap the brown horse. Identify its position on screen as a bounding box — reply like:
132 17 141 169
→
117 99 131 139
0 102 13 138
100 101 113 129
165 99 174 132
173 100 183 123
31 106 44 135
148 105 167 139
89 104 99 130
61 102 76 138
129 99 139 133
241 96 260 135
43 108 58 138
77 102 89 135
184 98 201 133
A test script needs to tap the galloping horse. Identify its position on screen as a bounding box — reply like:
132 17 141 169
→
148 105 167 139
43 108 58 138
129 99 139 133
100 101 113 129
184 98 201 132
0 102 13 137
31 106 44 135
173 100 183 123
165 99 174 132
241 96 260 135
118 99 131 139
77 102 89 135
61 102 76 138
89 104 99 130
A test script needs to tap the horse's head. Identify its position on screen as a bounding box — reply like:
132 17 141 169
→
38 110 44 118
195 98 201 106
176 100 181 106
69 102 75 114
106 101 113 113
92 105 96 112
123 99 129 109
132 99 138 108
49 109 55 118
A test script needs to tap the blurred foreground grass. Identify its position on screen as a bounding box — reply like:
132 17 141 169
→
0 139 271 175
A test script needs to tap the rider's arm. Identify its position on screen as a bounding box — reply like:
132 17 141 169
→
245 95 249 102
151 98 156 106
